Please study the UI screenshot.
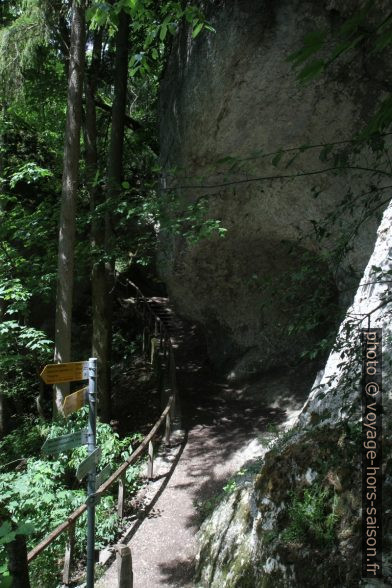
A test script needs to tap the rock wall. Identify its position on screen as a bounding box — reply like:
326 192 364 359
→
195 201 392 586
159 0 388 380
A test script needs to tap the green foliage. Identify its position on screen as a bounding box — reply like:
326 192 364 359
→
0 519 34 588
156 193 227 245
282 485 338 547
0 1 50 98
222 479 237 494
195 461 263 522
88 0 214 77
0 521 34 547
9 162 53 188
0 412 143 587
268 426 301 456
289 4 392 135
0 418 46 466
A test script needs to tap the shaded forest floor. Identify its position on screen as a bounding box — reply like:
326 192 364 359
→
97 297 315 588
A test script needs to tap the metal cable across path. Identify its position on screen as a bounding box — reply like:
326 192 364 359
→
26 284 181 586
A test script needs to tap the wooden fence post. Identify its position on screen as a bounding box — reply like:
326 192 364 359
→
6 534 30 588
169 350 182 429
116 544 133 588
62 521 76 585
158 352 169 409
147 440 154 479
142 327 148 358
165 412 171 446
150 337 159 367
118 473 125 519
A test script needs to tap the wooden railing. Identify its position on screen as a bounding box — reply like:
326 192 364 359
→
25 286 181 585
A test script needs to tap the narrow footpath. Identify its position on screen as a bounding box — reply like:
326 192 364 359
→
97 298 311 587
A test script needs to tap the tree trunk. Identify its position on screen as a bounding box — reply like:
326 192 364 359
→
53 1 85 416
84 31 112 422
0 102 6 437
98 10 130 422
6 534 30 588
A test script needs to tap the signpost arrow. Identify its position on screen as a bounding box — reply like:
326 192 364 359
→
41 430 88 455
76 447 101 482
63 386 87 417
95 464 112 490
40 361 89 385
38 356 99 588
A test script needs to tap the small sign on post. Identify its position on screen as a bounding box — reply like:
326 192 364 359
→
39 358 97 588
40 361 89 385
63 386 88 417
96 464 112 490
42 430 88 455
76 447 101 482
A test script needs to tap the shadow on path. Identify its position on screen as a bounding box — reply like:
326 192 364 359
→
98 298 315 587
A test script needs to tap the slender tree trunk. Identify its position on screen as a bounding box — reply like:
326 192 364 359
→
53 2 85 416
6 533 30 588
107 11 129 192
0 102 6 437
84 31 112 422
98 10 130 422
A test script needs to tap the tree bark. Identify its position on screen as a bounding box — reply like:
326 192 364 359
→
53 1 85 416
84 30 112 422
97 10 130 422
0 102 6 437
6 534 31 588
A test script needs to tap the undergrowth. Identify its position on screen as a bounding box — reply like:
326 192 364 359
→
195 459 263 522
282 484 338 547
0 408 144 587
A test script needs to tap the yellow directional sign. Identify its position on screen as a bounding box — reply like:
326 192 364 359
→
40 361 89 385
63 386 88 417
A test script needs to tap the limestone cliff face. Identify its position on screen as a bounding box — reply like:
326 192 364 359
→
159 0 388 380
195 201 392 586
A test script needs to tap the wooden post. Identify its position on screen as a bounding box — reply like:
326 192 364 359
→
151 337 161 367
159 322 163 349
169 350 182 430
165 412 171 446
142 327 148 357
147 440 154 479
169 350 176 389
116 544 133 588
157 350 164 394
6 534 30 588
62 521 76 585
117 473 125 519
36 378 45 419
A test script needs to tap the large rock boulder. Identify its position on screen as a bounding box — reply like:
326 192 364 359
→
159 0 387 380
195 201 392 587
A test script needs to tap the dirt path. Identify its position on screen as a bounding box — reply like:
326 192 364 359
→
97 299 312 588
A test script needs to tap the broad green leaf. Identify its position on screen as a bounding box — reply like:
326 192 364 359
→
192 22 203 38
160 23 167 41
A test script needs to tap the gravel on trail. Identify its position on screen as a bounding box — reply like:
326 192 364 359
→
97 299 311 588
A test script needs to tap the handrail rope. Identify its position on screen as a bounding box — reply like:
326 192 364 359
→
27 288 178 565
27 396 173 563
